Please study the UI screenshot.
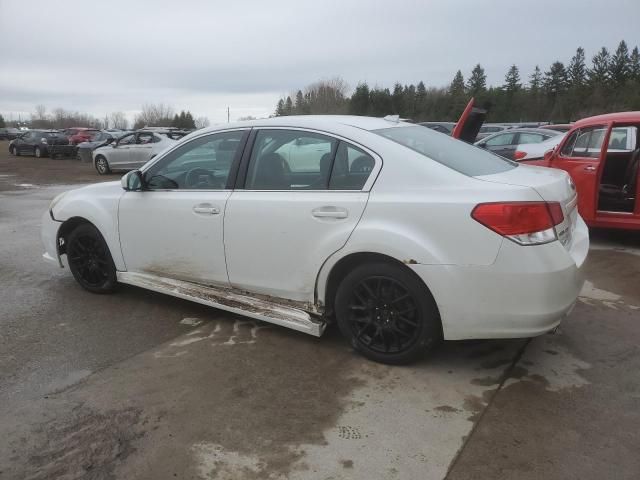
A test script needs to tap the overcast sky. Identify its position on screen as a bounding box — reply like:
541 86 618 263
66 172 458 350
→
1 0 638 124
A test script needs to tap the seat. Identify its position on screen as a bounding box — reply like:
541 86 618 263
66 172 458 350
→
599 149 639 211
251 153 289 189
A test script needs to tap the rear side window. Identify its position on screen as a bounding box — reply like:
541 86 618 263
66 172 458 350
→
485 133 515 146
374 125 516 176
518 133 545 144
330 142 375 190
246 130 338 190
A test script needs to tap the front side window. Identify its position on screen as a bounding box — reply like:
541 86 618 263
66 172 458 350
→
560 130 579 156
572 126 606 158
485 133 515 146
118 134 136 146
144 130 245 190
245 130 337 190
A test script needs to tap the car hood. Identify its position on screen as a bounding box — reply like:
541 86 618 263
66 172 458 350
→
476 164 575 204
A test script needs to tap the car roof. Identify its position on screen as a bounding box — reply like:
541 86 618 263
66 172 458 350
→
575 111 640 126
197 115 416 135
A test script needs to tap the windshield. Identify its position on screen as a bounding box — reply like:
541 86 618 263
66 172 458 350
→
373 125 517 176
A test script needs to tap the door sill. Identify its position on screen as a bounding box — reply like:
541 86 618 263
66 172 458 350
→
117 271 326 337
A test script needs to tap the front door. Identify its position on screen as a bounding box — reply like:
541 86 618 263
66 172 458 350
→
108 133 137 169
118 129 248 286
549 124 609 224
224 129 377 302
129 132 156 167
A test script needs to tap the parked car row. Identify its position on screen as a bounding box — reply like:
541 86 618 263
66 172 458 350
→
0 127 23 140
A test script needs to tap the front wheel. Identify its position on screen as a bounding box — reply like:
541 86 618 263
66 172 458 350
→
66 223 117 294
34 146 43 158
335 262 441 365
11 146 19 156
95 156 110 175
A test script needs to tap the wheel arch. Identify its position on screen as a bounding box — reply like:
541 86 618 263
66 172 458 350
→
318 251 439 320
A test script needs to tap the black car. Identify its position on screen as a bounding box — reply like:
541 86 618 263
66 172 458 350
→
9 130 70 157
0 127 22 140
473 128 561 160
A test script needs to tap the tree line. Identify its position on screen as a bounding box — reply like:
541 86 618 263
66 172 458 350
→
275 40 640 123
3 104 210 130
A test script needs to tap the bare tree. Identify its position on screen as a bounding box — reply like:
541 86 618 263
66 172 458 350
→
109 111 129 129
133 103 175 129
34 104 47 120
194 116 210 128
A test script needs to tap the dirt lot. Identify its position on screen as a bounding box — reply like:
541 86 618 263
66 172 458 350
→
1 142 639 479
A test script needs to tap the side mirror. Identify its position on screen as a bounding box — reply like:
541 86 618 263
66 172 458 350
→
478 142 486 148
121 170 144 191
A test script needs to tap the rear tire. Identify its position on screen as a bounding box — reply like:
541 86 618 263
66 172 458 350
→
66 223 117 294
95 156 110 175
335 262 441 365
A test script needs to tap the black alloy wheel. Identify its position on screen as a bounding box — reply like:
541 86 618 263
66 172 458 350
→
335 262 441 365
66 223 117 293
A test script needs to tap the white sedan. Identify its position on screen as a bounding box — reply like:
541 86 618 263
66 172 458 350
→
92 130 177 175
513 133 566 161
42 115 588 364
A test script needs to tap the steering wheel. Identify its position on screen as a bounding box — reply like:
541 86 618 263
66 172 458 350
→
184 168 224 189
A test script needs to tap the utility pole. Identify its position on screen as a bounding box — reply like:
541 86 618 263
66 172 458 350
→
227 106 230 123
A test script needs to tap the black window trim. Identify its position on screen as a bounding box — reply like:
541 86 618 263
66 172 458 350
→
139 128 250 192
233 126 382 192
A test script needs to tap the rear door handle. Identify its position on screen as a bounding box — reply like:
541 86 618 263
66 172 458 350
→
312 206 348 219
193 204 220 215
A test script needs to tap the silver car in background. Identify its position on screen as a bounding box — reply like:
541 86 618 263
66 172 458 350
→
92 130 178 174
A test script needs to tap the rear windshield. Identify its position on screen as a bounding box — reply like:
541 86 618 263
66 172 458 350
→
373 125 517 176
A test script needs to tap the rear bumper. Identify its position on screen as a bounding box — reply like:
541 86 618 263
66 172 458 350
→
411 215 589 340
41 211 63 267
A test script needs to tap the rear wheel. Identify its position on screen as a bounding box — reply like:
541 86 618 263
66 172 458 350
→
34 146 43 158
66 223 117 293
95 156 110 175
335 262 441 365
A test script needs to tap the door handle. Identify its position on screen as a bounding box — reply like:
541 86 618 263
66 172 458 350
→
583 165 596 172
312 206 348 219
193 204 220 215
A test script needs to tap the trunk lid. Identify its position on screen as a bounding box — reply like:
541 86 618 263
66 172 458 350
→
475 164 578 248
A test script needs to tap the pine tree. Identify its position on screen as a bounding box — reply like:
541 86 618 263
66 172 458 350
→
179 111 187 128
449 70 465 96
415 81 427 119
544 62 568 95
172 113 180 127
294 90 306 114
284 96 293 115
403 84 416 119
369 88 393 116
630 46 640 80
529 65 542 92
392 82 404 115
567 47 587 88
609 40 630 86
275 99 286 116
466 64 486 95
589 47 611 86
350 83 370 115
184 111 195 129
503 65 521 93
0 114 5 128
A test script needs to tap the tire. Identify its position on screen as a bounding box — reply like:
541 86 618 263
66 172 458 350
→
335 262 441 365
95 156 110 175
66 223 117 294
11 146 19 156
34 146 43 158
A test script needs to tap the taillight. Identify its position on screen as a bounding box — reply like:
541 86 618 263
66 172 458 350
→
471 201 564 245
513 150 527 160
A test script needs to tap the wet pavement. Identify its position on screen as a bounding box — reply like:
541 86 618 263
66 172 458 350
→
1 146 639 479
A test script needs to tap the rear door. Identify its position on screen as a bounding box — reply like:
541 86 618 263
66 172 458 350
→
224 128 378 302
550 124 609 223
130 132 156 167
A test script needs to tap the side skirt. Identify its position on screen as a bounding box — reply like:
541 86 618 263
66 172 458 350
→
116 271 326 337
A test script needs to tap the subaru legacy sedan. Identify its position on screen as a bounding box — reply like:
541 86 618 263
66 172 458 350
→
41 115 588 364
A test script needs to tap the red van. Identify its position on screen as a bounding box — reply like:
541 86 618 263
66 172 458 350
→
526 112 639 231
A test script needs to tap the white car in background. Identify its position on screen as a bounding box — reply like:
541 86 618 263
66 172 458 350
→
42 115 588 364
514 133 566 161
92 130 178 174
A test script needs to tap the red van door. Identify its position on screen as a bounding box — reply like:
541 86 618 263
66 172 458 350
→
548 124 610 224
